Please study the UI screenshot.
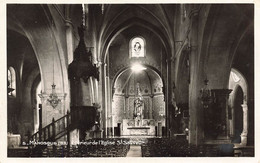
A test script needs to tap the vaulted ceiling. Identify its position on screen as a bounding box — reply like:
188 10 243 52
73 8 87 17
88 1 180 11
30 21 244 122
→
7 4 254 92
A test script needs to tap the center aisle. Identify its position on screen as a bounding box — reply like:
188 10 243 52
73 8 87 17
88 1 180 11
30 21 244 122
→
126 145 142 157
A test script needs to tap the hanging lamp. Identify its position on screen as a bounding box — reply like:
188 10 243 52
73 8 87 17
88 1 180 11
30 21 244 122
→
47 22 62 108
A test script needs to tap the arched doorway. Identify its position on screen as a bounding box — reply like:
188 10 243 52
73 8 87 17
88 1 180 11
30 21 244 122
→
111 65 165 137
228 68 249 145
32 81 42 133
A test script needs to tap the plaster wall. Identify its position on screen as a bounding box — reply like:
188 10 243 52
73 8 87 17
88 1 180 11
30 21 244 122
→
109 26 165 78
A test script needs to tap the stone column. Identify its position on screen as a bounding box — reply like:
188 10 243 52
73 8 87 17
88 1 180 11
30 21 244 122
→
149 95 153 119
188 8 201 145
107 77 112 132
240 103 248 146
99 63 106 138
89 77 95 104
166 58 172 137
112 114 115 137
33 106 38 133
104 73 109 136
230 106 234 138
124 96 129 119
65 20 74 65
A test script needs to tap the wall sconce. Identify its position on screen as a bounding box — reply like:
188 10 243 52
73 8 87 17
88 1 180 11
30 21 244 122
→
200 79 212 109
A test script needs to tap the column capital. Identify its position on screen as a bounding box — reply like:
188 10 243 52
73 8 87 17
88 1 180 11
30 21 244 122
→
94 61 104 67
241 104 248 113
241 131 248 136
65 19 73 27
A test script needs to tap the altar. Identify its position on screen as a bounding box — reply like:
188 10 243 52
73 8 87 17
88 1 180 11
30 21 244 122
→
122 119 156 136
120 83 156 136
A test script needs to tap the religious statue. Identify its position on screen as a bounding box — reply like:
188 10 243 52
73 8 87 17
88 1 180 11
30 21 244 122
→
133 83 144 120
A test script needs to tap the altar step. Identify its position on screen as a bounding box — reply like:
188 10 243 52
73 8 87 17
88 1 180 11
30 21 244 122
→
204 139 232 144
126 146 142 157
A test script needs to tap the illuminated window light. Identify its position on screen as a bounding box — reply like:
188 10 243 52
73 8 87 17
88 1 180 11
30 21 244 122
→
131 64 146 73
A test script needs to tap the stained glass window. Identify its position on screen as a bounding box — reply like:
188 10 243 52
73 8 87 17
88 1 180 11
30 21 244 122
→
130 37 145 58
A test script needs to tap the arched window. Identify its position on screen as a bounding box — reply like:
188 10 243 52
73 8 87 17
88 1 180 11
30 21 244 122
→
231 71 240 83
129 37 146 58
8 67 16 97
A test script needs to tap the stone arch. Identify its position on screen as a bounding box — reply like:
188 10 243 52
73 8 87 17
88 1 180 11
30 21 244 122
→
7 4 69 126
200 5 253 89
7 4 67 95
112 64 165 96
229 68 248 103
101 18 171 63
228 68 249 145
111 65 166 136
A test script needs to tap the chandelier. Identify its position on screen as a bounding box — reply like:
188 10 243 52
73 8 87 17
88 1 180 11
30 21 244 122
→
47 84 61 108
200 79 212 109
47 25 62 108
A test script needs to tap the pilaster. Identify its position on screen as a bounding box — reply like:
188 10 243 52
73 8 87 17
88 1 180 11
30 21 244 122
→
240 103 248 146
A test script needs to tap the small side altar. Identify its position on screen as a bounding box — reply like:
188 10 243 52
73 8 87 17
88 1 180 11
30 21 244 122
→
122 119 156 136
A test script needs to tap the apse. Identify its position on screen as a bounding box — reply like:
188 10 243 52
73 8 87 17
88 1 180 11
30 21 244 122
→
112 66 165 136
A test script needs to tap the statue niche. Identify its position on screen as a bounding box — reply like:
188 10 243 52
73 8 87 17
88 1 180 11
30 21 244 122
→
133 83 144 121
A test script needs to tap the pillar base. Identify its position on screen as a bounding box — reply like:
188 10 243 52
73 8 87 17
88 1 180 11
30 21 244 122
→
240 133 247 146
70 129 79 145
